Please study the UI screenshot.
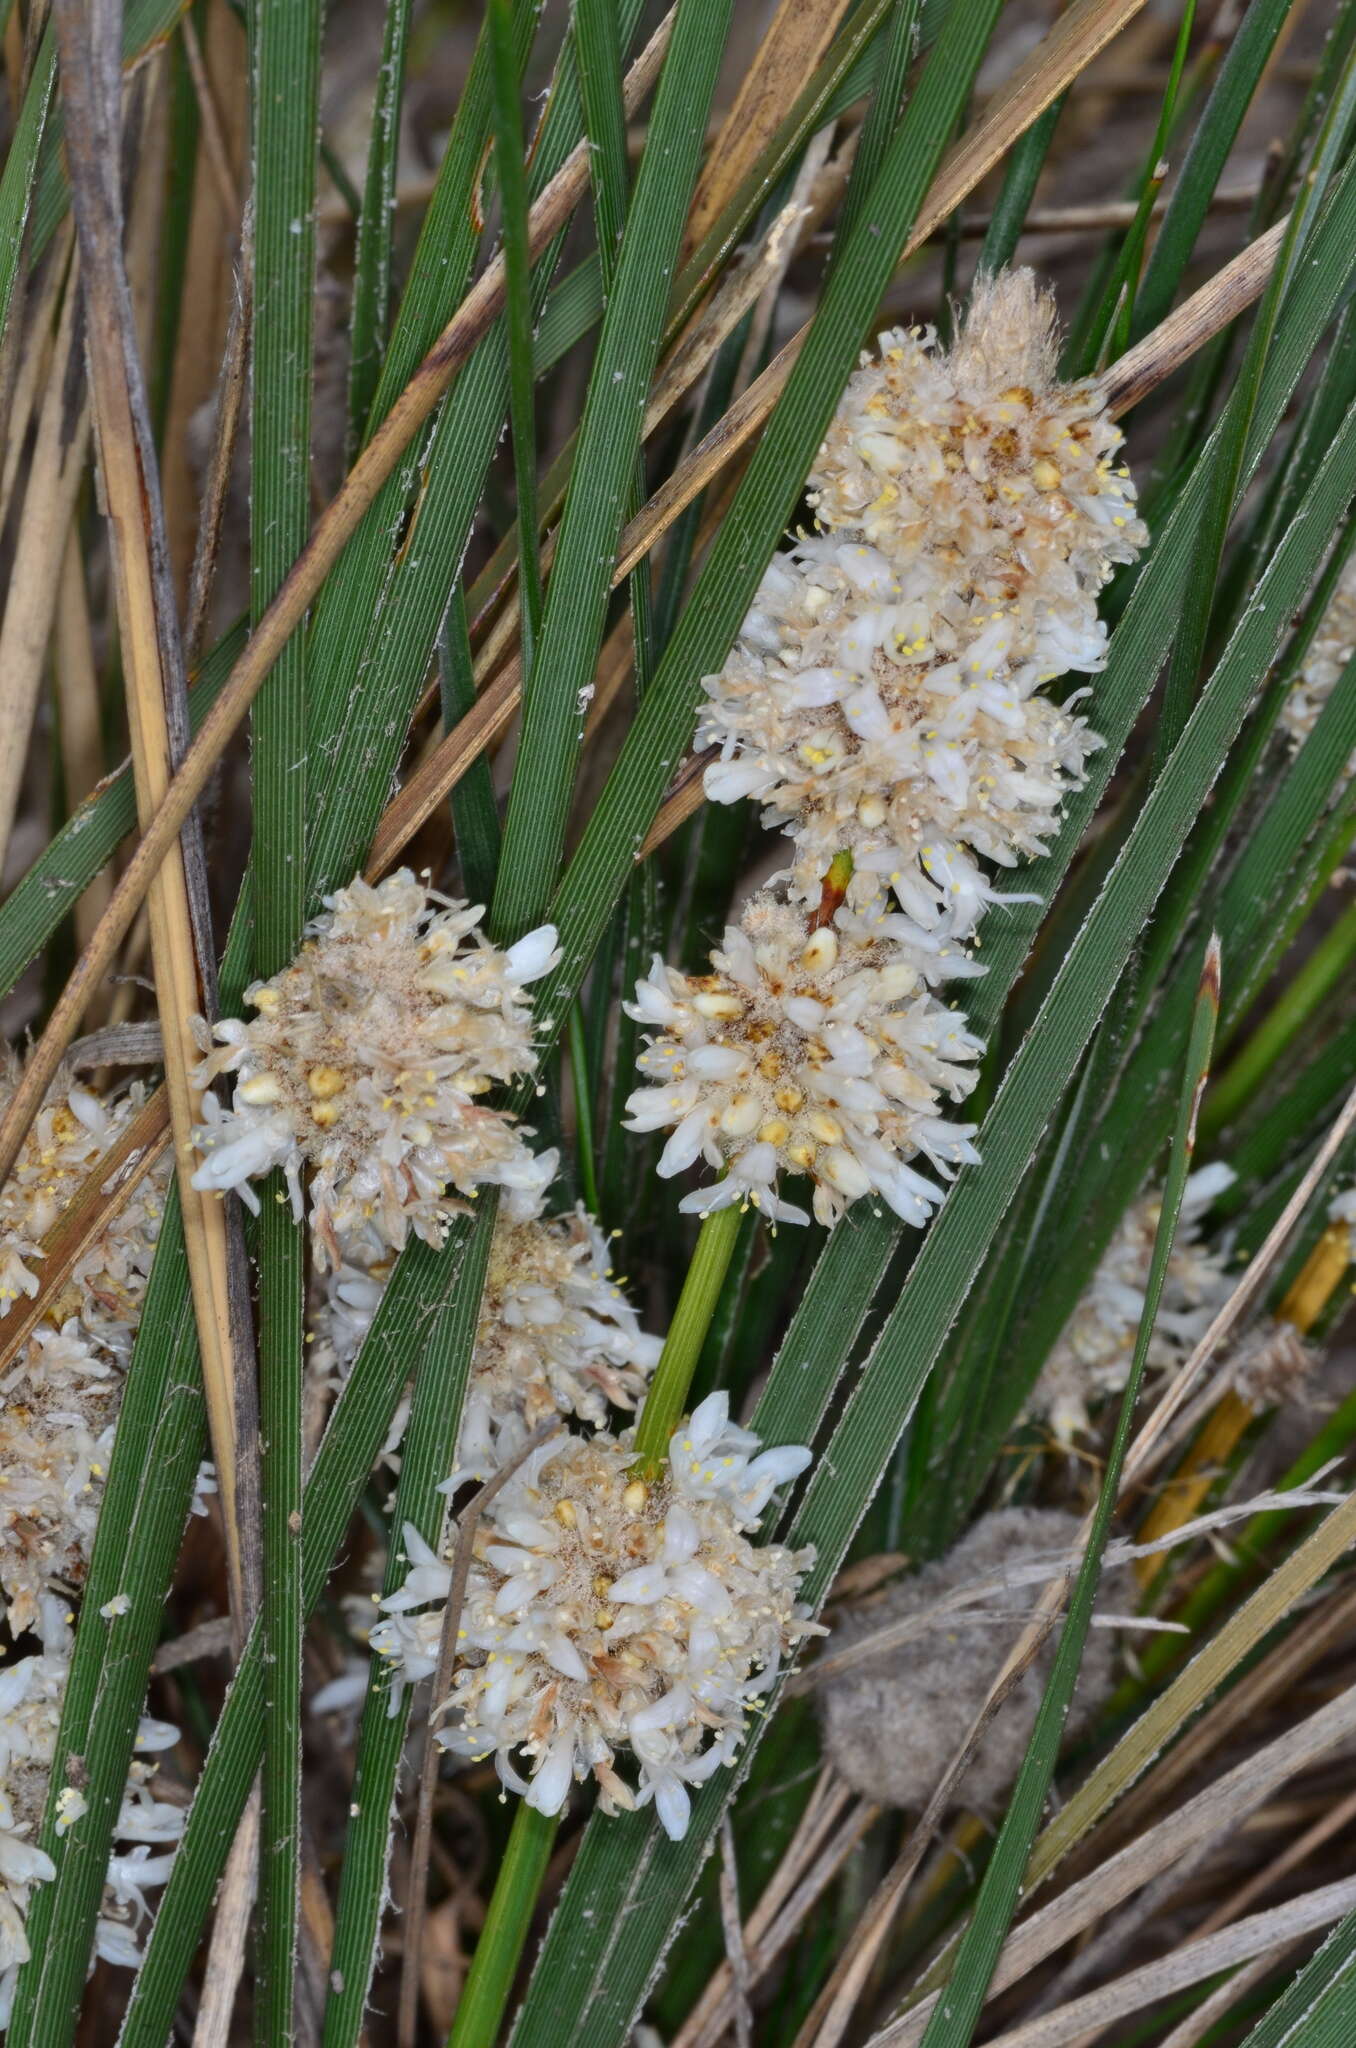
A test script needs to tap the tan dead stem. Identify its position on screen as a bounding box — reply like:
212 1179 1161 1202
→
180 10 243 225
878 1680 1356 2045
51 0 256 1627
191 1787 260 2048
0 247 90 867
674 1776 875 2048
0 222 70 531
1105 216 1289 416
161 0 247 602
1133 1217 1351 1578
55 535 117 966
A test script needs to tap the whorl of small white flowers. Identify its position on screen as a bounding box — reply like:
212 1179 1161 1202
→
697 270 1147 931
0 1072 170 1635
0 1064 166 1346
370 1395 817 1840
624 891 982 1228
1224 1319 1314 1413
0 1597 183 2021
307 1151 660 1480
190 871 560 1268
1282 549 1355 771
1027 1164 1236 1443
1331 1184 1356 1260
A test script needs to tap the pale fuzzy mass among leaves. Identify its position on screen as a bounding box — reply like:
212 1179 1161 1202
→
1027 1165 1238 1444
819 1507 1127 1813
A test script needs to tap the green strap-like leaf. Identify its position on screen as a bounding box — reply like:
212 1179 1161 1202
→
322 1196 500 2047
490 0 733 941
249 0 322 2021
1234 1908 1356 2048
918 942 1219 2046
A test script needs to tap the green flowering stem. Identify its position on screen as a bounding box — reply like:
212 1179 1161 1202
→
567 1000 602 1216
445 1798 557 2048
632 1200 744 1475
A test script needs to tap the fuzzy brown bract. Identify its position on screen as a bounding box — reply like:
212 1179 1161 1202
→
818 1508 1126 1813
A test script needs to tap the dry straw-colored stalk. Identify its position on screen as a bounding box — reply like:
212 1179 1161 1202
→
54 537 115 959
682 0 854 253
0 220 69 528
1133 1211 1352 1576
160 0 246 603
51 0 259 1627
0 244 90 867
879 1678 1356 2045
973 1877 1356 2048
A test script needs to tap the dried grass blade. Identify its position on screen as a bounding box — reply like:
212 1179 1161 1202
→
0 245 89 864
880 1680 1356 2045
975 1879 1356 2048
682 0 853 250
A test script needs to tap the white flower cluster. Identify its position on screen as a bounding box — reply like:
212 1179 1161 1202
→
0 1596 183 2021
190 870 559 1268
371 1395 817 1839
307 1148 660 1478
627 273 1145 1230
0 1070 180 2011
625 897 981 1227
0 1069 169 1636
699 269 1147 927
1027 1165 1236 1443
1283 548 1355 772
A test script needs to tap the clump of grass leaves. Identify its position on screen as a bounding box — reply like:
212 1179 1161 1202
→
0 0 1354 2042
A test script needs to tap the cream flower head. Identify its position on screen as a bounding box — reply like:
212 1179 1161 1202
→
1027 1164 1236 1443
624 891 981 1228
0 1598 184 2022
371 1395 817 1839
307 1150 660 1480
0 1071 169 1634
0 1064 166 1346
1282 547 1356 773
698 269 1146 930
190 871 559 1267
